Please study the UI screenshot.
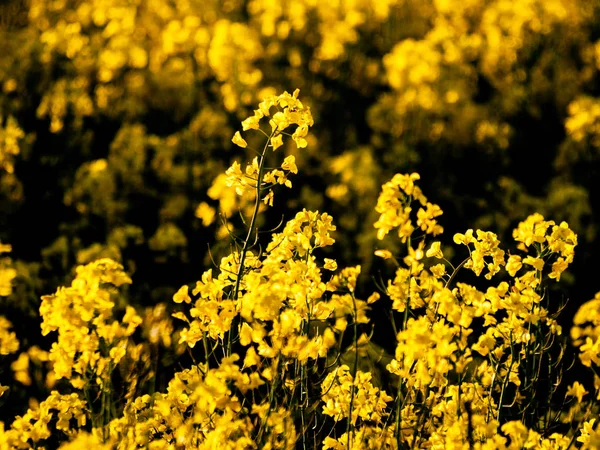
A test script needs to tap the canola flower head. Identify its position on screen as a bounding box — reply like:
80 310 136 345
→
39 258 140 387
374 172 443 242
237 89 313 149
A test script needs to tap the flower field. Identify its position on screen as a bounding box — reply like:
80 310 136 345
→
1 0 600 448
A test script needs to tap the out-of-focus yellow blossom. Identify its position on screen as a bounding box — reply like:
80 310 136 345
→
58 431 113 449
0 242 17 297
566 381 588 403
0 115 24 174
565 96 600 147
11 351 31 385
0 316 19 355
194 201 216 226
374 249 393 259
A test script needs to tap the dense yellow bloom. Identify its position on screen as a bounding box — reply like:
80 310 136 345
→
374 173 442 242
512 213 553 249
322 364 393 425
39 259 140 387
236 89 313 149
0 391 87 448
455 229 505 279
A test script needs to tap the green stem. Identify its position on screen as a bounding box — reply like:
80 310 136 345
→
346 293 360 447
227 134 273 356
445 257 469 289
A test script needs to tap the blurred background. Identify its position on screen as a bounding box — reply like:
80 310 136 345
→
1 0 600 410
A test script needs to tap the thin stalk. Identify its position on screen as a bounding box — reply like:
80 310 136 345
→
497 335 516 423
346 292 360 447
227 134 274 356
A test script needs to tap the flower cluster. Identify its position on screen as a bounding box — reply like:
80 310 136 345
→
0 391 87 448
39 259 142 389
454 229 505 279
227 89 313 206
1 87 598 450
374 172 443 243
321 364 393 424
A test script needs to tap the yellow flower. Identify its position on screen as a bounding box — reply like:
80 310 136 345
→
194 202 216 227
231 131 248 148
281 155 297 173
11 352 31 385
173 285 192 304
523 256 544 271
549 257 570 280
453 229 474 245
430 263 446 278
566 381 588 403
374 249 393 259
270 133 283 150
367 292 380 304
506 254 522 277
292 124 309 148
323 258 337 271
243 346 260 368
426 241 444 259
0 316 19 355
241 110 263 131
